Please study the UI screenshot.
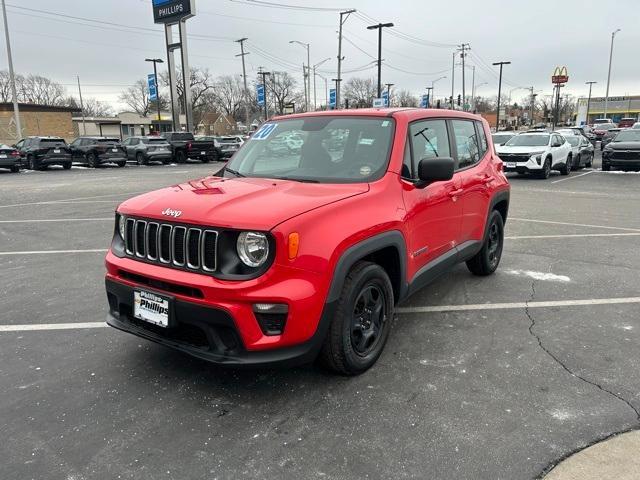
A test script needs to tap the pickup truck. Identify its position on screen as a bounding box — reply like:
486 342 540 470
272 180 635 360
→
163 132 219 163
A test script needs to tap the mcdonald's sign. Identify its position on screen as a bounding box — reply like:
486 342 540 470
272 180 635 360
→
552 66 569 84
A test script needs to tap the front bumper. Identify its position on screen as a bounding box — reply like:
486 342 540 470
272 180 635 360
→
502 155 543 173
105 251 333 366
602 155 640 169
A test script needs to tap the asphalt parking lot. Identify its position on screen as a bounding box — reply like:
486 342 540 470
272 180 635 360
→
1 152 639 480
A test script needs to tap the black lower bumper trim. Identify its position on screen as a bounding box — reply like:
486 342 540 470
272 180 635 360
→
105 278 333 367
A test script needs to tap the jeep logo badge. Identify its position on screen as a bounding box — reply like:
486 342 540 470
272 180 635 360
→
162 208 182 218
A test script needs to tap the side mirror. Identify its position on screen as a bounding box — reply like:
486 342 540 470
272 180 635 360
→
417 157 455 186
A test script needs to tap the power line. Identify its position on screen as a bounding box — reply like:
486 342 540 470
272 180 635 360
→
227 0 347 12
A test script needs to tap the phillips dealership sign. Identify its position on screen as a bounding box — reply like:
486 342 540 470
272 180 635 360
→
152 0 195 24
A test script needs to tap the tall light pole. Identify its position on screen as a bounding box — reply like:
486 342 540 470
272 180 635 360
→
1 0 22 140
367 22 394 98
317 73 329 108
492 61 511 131
450 51 456 108
604 28 620 119
459 43 470 111
313 57 331 111
76 76 86 135
431 75 446 106
585 81 597 125
290 40 311 112
336 9 356 110
145 58 164 131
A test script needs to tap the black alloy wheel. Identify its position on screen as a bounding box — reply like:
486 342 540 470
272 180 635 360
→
466 210 504 276
350 284 386 356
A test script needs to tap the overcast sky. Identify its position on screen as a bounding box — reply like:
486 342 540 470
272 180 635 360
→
2 0 639 110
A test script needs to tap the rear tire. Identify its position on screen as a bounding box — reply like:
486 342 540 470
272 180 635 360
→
559 155 572 175
319 261 394 375
87 152 99 168
585 154 593 168
602 163 611 171
175 150 187 164
116 161 126 168
466 210 504 276
28 155 40 171
10 165 19 173
62 162 72 170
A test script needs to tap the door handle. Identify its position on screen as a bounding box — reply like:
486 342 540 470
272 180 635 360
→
448 188 464 197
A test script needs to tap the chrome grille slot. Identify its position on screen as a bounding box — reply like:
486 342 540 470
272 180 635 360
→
123 219 218 275
146 223 159 260
125 218 135 255
135 221 147 258
201 230 218 272
186 229 202 269
172 226 187 266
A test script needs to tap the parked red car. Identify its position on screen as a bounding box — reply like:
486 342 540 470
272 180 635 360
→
105 109 510 374
617 118 637 129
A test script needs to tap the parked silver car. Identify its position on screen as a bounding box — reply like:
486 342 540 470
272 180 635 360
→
122 136 173 165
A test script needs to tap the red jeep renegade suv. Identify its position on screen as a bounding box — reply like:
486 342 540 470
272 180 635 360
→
105 109 510 375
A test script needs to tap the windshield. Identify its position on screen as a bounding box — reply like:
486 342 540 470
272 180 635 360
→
219 137 240 143
196 136 215 142
595 124 616 130
612 130 640 142
224 117 395 183
170 133 194 141
504 134 549 147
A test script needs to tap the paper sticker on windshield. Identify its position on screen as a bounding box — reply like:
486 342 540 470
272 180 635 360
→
252 123 277 140
381 121 390 127
359 138 375 145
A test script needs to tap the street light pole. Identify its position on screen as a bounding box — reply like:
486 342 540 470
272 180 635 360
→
431 75 446 107
492 61 511 131
234 38 250 131
585 81 597 125
1 0 22 140
367 22 394 98
604 29 620 119
313 58 331 111
290 40 311 112
145 58 164 131
336 9 356 110
451 51 456 108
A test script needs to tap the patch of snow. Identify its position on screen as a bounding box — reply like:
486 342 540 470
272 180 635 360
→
506 269 571 283
550 409 576 421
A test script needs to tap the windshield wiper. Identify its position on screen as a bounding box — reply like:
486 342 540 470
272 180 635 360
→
270 176 319 183
224 167 245 178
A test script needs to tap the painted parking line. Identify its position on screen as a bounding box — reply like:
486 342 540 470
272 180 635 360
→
0 322 107 332
0 249 108 256
397 297 640 314
550 170 594 184
506 232 640 240
0 191 146 209
0 218 112 224
3 297 640 332
509 218 640 233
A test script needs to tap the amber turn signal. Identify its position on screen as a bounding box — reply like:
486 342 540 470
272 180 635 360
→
288 232 300 260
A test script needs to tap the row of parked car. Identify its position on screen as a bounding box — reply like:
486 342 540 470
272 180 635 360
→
0 132 245 173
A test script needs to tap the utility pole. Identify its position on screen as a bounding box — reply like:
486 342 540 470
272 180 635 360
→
367 22 394 98
1 0 22 140
470 66 476 111
77 76 86 135
336 9 356 110
235 38 250 131
384 83 394 106
604 29 621 119
302 64 308 111
332 78 342 108
585 81 597 125
258 67 271 121
290 40 310 111
459 43 470 111
450 51 456 108
313 58 331 111
492 61 511 131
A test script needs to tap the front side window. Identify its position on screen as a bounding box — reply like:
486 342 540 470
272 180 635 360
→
409 119 450 164
224 117 395 183
451 120 480 169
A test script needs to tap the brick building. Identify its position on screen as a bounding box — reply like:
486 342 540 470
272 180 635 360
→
0 103 77 145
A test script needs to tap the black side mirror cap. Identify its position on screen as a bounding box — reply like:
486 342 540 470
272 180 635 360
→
417 156 455 186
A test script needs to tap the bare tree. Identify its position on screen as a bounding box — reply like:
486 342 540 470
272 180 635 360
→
211 75 245 118
394 89 418 107
119 79 152 116
19 74 66 105
265 72 303 116
80 98 114 117
342 77 376 108
160 67 215 124
0 70 15 102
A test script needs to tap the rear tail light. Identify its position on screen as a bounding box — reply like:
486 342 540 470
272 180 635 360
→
10 151 19 157
186 142 192 151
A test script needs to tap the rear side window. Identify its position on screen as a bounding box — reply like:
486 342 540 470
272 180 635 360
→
451 120 480 169
476 121 488 157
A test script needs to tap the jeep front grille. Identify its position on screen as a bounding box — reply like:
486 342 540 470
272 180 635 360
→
124 218 218 273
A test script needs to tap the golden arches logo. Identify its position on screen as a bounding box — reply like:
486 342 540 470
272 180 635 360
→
553 66 568 77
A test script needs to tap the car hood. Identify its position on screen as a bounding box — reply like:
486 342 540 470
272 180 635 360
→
607 141 640 150
118 176 370 231
496 146 546 154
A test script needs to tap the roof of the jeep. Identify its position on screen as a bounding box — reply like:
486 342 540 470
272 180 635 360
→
272 108 485 123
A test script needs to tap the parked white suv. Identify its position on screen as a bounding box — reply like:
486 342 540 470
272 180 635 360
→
496 131 573 179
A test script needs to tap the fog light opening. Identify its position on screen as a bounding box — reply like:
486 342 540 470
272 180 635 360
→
253 303 288 336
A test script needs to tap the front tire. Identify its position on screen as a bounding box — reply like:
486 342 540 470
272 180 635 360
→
585 153 593 168
559 155 572 175
466 210 504 276
602 163 611 171
319 261 394 375
136 152 147 166
10 165 19 173
538 158 551 179
87 152 99 168
116 161 126 168
62 162 72 170
28 155 39 171
175 150 187 164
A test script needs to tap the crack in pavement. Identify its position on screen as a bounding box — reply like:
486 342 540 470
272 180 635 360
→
525 280 640 421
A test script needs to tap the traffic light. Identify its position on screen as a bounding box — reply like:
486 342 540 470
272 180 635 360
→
449 96 453 106
457 94 461 106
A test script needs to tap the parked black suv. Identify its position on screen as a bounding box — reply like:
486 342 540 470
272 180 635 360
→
163 132 218 163
19 137 72 170
69 136 127 168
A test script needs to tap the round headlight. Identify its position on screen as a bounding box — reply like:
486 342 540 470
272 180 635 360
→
118 215 126 240
237 232 269 267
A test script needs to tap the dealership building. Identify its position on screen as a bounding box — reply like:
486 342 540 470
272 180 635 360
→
576 95 640 125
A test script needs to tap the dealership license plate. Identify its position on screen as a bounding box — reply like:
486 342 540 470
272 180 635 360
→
201 151 206 155
0 154 6 158
505 162 516 168
133 290 171 328
112 148 118 152
54 149 61 153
